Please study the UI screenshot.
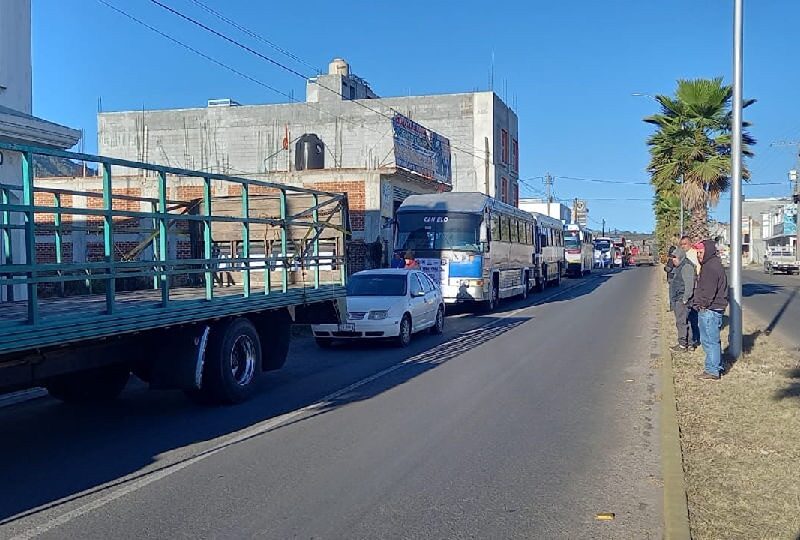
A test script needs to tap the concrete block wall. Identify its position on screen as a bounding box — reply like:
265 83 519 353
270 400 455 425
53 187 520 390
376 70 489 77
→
97 91 518 201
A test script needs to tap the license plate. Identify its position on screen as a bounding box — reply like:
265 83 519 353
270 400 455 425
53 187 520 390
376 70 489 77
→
339 323 355 332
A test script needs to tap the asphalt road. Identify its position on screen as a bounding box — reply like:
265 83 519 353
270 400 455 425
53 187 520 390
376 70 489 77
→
0 267 663 540
742 267 800 350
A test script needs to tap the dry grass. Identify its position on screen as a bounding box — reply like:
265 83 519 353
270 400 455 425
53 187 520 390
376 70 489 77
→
664 293 800 539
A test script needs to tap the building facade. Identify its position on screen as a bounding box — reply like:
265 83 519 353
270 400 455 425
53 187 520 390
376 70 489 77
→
0 0 80 300
742 197 795 264
518 198 572 224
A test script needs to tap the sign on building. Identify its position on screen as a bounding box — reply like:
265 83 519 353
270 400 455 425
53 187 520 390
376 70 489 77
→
575 199 588 227
784 204 797 236
391 113 452 185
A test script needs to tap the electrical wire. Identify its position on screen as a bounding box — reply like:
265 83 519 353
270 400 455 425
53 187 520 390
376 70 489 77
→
146 0 494 163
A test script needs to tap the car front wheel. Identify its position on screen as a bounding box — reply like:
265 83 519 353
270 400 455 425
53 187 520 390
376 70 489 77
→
395 315 412 347
430 305 444 334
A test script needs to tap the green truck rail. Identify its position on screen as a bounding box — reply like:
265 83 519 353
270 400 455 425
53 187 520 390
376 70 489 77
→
0 142 349 404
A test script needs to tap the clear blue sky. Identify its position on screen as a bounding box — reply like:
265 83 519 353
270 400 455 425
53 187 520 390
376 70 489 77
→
31 0 800 233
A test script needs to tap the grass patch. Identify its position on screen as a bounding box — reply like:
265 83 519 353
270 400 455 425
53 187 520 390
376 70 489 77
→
664 291 800 539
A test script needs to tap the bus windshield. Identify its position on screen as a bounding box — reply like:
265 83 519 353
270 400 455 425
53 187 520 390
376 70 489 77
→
594 239 612 251
564 234 581 249
395 212 482 252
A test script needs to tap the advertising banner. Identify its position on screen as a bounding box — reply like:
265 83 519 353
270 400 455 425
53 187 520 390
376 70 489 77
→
392 113 452 185
784 204 797 236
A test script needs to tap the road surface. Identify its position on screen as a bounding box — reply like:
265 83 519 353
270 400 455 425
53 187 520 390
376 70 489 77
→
0 267 663 539
742 267 800 350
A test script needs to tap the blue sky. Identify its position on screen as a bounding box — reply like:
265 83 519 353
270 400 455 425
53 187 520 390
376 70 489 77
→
32 0 800 232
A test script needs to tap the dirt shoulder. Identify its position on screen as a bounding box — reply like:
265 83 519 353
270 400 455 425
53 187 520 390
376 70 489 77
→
663 288 800 539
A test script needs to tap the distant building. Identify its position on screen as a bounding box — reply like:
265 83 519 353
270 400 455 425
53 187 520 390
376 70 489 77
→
742 197 795 264
518 198 572 223
96 58 520 271
0 0 80 301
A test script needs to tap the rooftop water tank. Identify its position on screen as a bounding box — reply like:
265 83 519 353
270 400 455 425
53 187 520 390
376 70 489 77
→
295 134 325 171
328 58 349 76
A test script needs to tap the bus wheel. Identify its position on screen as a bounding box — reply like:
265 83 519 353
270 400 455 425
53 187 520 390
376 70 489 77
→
482 283 498 312
521 274 529 299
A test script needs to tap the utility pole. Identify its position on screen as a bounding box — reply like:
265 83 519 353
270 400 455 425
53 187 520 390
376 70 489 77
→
544 173 554 218
729 0 744 360
573 198 578 225
602 219 606 236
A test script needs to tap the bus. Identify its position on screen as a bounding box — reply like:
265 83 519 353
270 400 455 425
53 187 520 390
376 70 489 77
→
593 236 615 268
394 193 562 311
564 224 593 277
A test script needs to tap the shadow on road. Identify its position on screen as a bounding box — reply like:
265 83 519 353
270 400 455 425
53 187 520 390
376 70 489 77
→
0 268 620 524
774 367 800 401
742 283 783 298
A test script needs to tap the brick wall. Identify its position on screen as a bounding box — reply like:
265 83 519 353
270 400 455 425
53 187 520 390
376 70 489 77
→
305 180 365 232
33 192 74 232
346 240 367 275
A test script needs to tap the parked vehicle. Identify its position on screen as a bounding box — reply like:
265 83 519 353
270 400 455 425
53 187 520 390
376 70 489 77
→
0 143 349 405
312 269 444 347
564 224 593 277
394 193 563 312
764 248 799 275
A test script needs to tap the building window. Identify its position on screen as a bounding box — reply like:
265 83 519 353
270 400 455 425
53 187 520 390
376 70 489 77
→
511 139 519 172
501 177 508 202
501 130 509 164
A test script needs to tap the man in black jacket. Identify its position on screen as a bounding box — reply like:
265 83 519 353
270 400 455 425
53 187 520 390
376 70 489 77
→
669 247 696 352
692 239 728 380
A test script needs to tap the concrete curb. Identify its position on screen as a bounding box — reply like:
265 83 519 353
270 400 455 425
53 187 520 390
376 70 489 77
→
659 286 692 539
0 387 47 409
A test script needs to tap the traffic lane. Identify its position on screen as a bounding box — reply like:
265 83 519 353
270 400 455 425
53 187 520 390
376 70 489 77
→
24 267 661 539
0 270 615 525
742 268 800 349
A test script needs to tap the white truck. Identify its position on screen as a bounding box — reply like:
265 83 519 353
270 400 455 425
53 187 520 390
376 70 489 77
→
763 247 800 275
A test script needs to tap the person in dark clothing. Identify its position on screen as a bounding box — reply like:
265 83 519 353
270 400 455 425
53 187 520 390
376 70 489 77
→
692 239 728 380
368 237 384 269
669 247 696 352
664 245 677 281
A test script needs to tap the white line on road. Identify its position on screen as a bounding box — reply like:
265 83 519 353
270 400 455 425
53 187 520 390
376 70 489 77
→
5 275 600 539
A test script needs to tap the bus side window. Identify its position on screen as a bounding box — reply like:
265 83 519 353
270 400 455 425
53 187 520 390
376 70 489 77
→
510 219 519 243
491 215 500 241
501 217 510 241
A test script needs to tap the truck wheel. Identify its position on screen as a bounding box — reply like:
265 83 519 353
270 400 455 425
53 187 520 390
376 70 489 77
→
46 363 130 404
481 283 498 312
202 318 262 404
262 319 291 371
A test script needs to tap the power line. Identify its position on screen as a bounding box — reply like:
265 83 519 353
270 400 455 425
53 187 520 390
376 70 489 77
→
96 0 410 162
186 0 320 74
558 175 651 186
147 0 492 163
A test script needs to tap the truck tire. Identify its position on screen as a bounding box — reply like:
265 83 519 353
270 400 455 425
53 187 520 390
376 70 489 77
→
262 319 291 371
201 318 262 405
46 363 130 404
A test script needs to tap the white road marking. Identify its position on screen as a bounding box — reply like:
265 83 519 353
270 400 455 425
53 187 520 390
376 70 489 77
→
5 276 596 539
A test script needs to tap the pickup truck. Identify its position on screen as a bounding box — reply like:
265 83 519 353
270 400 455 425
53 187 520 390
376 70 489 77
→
763 249 800 275
0 142 349 405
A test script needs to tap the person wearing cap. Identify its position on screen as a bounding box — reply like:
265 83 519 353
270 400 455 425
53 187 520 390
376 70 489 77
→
692 239 728 380
668 247 696 353
404 250 420 269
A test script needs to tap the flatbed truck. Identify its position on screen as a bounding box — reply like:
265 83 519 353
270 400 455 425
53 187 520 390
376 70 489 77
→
0 143 349 405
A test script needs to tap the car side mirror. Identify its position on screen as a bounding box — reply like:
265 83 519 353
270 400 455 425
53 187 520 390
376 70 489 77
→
413 290 425 298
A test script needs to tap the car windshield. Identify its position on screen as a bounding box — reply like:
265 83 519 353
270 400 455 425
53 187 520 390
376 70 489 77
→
395 212 482 252
347 274 407 297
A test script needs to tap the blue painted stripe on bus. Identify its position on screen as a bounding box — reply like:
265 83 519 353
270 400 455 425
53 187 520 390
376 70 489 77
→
448 256 482 278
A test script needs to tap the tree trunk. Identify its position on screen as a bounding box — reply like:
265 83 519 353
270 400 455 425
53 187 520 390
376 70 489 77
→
687 204 709 242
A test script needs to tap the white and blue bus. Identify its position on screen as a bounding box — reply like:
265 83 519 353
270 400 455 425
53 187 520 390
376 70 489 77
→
394 193 563 311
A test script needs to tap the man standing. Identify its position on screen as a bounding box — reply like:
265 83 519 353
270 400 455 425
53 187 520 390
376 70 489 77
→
692 240 728 380
669 247 696 353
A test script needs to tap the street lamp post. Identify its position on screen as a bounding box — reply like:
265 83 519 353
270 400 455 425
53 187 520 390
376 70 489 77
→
729 0 744 360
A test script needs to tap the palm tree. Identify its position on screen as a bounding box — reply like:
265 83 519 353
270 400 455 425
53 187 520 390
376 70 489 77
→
645 78 755 241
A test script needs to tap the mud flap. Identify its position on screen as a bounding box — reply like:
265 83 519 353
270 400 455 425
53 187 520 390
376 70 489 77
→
148 325 210 390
